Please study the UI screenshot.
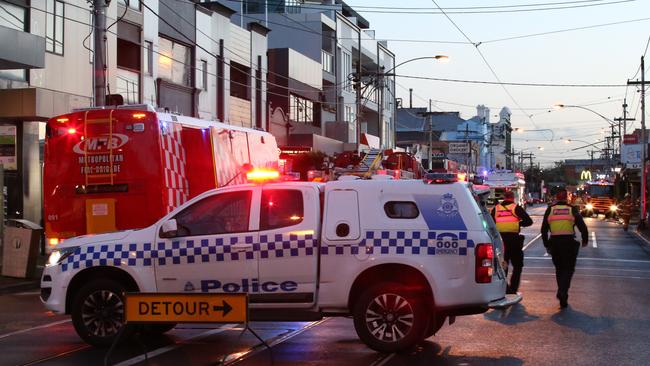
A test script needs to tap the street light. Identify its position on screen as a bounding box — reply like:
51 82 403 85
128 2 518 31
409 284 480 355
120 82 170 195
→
513 127 555 141
372 55 449 169
553 104 616 125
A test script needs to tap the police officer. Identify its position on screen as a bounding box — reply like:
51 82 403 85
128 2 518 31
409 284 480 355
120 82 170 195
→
491 191 533 294
541 190 588 308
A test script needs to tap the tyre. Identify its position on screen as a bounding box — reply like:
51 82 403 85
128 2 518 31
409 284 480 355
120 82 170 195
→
352 282 429 353
71 279 131 347
424 314 445 339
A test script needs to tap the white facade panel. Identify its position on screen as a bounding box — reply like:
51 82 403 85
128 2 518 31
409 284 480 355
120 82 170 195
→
287 49 322 89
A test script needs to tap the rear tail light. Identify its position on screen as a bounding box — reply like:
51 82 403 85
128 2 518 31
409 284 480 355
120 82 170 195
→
475 243 494 283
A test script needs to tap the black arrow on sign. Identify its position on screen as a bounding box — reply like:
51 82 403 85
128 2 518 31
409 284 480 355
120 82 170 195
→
212 300 233 317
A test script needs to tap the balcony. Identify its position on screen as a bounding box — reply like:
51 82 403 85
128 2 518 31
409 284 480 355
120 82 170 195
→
0 26 45 69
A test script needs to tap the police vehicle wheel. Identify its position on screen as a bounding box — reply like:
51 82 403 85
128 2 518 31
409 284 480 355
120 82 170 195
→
71 279 130 347
353 282 428 353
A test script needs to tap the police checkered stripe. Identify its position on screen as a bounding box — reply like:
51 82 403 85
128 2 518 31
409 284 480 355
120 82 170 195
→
162 124 189 213
59 233 320 272
258 233 319 259
321 231 474 256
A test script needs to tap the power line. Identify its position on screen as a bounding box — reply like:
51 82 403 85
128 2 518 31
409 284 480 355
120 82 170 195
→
394 74 628 88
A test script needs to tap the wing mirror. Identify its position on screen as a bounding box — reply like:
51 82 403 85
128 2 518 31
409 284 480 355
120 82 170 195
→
159 219 178 238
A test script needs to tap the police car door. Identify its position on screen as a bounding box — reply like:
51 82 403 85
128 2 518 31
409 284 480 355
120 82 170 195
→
155 187 259 294
256 186 320 307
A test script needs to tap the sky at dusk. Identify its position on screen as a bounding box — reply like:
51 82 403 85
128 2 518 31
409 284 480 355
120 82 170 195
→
345 0 650 165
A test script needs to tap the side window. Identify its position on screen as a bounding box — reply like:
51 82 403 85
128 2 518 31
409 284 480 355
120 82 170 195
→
261 189 304 230
384 201 419 219
173 191 251 237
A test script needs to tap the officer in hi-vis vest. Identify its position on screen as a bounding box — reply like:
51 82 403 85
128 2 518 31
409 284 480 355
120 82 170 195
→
541 190 589 308
491 191 533 295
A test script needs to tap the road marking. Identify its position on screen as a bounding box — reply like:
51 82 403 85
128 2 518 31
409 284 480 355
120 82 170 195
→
526 266 650 273
0 319 71 340
114 324 237 366
524 272 650 280
526 257 650 264
522 234 541 251
591 231 598 248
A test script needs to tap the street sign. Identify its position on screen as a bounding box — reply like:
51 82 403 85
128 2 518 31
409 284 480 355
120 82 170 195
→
431 150 446 159
124 293 248 324
448 142 470 154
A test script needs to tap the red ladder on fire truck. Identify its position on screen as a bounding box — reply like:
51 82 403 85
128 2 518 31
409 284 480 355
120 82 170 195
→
83 109 117 186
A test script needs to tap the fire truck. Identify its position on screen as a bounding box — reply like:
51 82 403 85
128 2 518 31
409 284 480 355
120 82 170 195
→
580 180 617 217
483 171 527 210
43 105 278 251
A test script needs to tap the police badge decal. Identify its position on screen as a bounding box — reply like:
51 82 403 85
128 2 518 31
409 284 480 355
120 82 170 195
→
437 193 460 218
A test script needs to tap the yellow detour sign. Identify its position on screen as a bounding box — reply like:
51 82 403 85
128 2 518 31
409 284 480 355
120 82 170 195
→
125 293 248 324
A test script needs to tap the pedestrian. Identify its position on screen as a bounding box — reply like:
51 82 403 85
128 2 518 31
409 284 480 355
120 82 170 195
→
619 193 633 231
491 190 533 295
541 189 589 308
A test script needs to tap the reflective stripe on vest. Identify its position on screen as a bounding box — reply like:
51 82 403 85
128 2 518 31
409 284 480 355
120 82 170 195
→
495 203 520 233
548 204 575 235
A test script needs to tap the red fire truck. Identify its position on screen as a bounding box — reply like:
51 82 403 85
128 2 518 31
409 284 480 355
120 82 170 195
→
44 105 278 250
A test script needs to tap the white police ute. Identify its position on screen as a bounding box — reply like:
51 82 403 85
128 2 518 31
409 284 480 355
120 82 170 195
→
41 173 507 353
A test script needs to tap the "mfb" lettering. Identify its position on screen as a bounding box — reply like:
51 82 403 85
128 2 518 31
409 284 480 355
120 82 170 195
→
200 278 297 293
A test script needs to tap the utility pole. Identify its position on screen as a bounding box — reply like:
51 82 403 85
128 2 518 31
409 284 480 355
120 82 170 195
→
93 0 108 106
615 100 635 155
409 88 413 109
355 31 362 152
629 56 647 228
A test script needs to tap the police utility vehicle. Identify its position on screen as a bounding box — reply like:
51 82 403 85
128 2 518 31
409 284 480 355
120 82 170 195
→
41 172 507 353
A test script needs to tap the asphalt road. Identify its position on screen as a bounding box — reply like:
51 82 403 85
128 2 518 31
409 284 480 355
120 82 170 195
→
1 204 649 366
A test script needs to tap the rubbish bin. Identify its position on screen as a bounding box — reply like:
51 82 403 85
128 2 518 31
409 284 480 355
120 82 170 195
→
1 219 43 278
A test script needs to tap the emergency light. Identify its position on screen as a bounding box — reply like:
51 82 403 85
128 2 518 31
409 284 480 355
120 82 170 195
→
246 169 280 182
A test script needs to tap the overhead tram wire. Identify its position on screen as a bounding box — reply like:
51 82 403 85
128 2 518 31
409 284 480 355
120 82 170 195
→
393 74 627 88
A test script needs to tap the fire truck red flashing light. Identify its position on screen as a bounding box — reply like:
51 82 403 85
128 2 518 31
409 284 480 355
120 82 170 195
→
44 106 279 249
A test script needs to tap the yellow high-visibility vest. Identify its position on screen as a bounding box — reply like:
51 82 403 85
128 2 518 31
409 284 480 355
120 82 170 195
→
548 204 575 235
495 203 520 233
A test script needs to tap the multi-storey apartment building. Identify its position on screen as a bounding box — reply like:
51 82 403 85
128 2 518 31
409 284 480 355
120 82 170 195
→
221 0 396 150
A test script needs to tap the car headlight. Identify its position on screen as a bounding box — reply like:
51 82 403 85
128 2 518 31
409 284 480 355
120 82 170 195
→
47 247 78 267
610 205 618 211
585 204 593 210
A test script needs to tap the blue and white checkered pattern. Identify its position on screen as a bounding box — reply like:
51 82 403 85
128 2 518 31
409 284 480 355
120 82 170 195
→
60 232 319 272
321 231 474 256
60 230 472 272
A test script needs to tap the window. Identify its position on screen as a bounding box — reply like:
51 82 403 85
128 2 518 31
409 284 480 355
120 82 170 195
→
341 51 352 92
117 36 141 103
289 94 314 125
172 191 252 237
285 0 303 13
118 0 140 10
197 59 207 90
143 41 153 76
0 1 26 31
230 62 250 100
384 202 420 219
46 0 64 55
158 37 192 87
260 190 304 230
